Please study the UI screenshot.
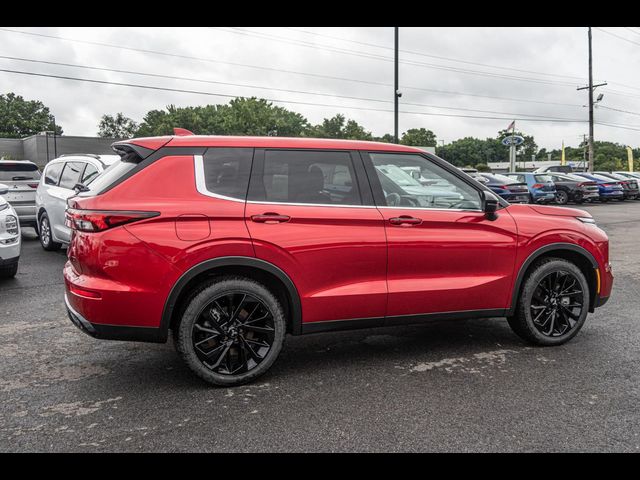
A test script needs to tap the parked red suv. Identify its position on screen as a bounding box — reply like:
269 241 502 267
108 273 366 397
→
63 133 613 386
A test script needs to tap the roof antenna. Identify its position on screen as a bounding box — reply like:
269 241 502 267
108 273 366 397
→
173 128 195 136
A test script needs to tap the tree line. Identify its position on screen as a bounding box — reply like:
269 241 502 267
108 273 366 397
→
2 93 638 170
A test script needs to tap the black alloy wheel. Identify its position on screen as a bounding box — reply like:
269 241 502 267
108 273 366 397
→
529 271 584 337
192 292 275 375
507 258 590 346
175 276 285 386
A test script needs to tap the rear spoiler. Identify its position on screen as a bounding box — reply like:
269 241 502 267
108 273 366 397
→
111 136 172 162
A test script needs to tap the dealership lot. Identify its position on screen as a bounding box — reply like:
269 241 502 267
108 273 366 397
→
0 202 638 452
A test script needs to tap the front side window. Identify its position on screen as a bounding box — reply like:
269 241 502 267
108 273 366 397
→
202 148 253 200
369 153 481 210
58 162 85 189
44 162 63 185
253 150 362 206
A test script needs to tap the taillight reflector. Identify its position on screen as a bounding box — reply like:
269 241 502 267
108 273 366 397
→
65 209 159 232
69 284 102 299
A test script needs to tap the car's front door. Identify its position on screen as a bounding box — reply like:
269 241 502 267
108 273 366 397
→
245 149 387 329
362 151 518 321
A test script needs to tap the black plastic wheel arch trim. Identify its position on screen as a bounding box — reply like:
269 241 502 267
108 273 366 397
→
507 242 599 316
160 256 303 342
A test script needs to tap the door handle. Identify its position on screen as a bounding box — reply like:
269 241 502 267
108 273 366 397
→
389 216 422 226
251 213 291 224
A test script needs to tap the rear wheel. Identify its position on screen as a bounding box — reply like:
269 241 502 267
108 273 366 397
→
38 212 62 251
555 190 569 205
507 258 590 346
175 276 286 387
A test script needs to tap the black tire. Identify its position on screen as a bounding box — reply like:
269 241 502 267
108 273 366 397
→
0 262 18 279
38 212 62 251
555 190 569 205
507 257 590 346
601 198 608 203
175 276 286 387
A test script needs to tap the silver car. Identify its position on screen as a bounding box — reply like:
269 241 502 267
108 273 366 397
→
0 183 21 278
35 154 119 250
0 159 41 230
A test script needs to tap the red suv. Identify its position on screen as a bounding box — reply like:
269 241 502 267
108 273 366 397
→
63 133 613 386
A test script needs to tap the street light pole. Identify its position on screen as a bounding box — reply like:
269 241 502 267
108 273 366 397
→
394 27 399 144
53 117 58 158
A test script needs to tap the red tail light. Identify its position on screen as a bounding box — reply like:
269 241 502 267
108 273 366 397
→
532 183 544 188
65 209 159 232
499 185 510 190
603 183 616 187
27 183 39 188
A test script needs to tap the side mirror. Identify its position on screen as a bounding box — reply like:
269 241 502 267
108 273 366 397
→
483 190 499 219
0 183 8 196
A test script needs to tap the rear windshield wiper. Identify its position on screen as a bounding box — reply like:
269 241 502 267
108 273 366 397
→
12 176 33 181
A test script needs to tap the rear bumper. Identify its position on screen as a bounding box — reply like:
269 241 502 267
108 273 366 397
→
532 192 556 202
12 204 37 225
601 191 624 198
65 293 164 343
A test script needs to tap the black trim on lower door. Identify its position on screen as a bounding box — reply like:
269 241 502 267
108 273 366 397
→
300 308 506 335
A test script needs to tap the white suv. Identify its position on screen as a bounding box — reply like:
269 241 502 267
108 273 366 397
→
35 154 119 250
0 183 21 278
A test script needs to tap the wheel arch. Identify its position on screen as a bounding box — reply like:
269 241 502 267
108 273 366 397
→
508 243 599 315
160 256 303 341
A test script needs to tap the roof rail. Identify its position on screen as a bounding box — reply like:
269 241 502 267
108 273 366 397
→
59 153 101 159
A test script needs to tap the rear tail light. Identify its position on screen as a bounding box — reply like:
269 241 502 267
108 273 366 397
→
27 183 39 188
499 185 510 190
532 183 544 188
65 209 159 232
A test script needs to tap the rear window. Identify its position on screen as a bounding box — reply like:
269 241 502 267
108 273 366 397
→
0 162 41 181
86 159 136 194
534 175 552 183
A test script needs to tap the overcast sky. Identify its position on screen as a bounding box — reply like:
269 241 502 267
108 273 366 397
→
1 26 639 150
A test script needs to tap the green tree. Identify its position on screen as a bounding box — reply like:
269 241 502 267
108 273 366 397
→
373 133 395 143
475 163 491 172
135 98 310 137
0 93 63 138
97 113 139 138
400 128 437 147
309 114 372 140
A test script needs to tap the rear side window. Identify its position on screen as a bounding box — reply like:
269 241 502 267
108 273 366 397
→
44 163 64 185
534 175 552 183
252 150 362 206
58 162 85 189
0 162 41 181
202 148 253 200
86 160 136 194
82 163 99 184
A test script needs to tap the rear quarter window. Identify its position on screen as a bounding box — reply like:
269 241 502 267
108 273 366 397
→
44 162 64 185
201 148 253 200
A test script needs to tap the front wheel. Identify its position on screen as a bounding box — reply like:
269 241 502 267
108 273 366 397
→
175 276 286 387
507 258 590 346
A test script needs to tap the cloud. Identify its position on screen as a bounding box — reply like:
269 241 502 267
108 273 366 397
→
0 26 638 149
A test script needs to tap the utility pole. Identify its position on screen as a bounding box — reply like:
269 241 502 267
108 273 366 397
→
394 27 400 144
577 27 607 173
53 117 58 158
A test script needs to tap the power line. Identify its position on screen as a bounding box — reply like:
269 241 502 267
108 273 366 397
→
282 26 591 82
594 27 640 47
213 27 582 88
597 104 640 117
0 67 589 124
0 55 585 119
0 35 585 109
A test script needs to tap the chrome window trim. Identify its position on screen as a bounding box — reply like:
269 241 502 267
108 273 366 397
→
246 200 376 209
194 154 246 203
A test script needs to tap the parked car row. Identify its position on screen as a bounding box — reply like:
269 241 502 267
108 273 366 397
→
464 168 640 205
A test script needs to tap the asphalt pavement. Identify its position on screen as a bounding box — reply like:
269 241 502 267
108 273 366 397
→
1 201 638 452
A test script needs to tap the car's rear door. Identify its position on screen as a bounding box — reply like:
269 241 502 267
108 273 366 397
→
362 151 518 321
48 161 86 242
245 148 387 331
